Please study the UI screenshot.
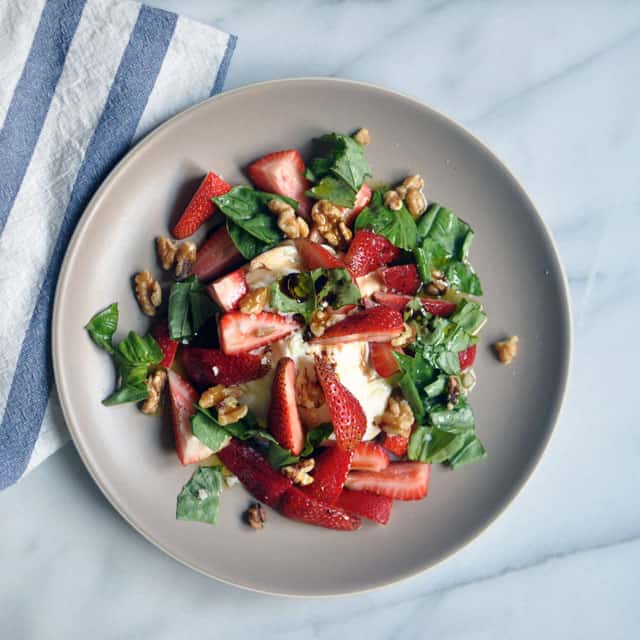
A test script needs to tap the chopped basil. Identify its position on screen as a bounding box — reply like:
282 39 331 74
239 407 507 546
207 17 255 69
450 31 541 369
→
450 299 487 335
85 303 118 354
176 466 223 525
168 275 218 341
267 424 333 469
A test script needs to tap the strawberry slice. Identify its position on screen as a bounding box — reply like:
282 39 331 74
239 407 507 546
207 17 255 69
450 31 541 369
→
279 487 361 531
379 433 409 458
311 306 404 346
247 149 312 219
345 462 430 500
381 264 420 295
172 172 231 239
181 348 270 388
351 441 390 472
206 267 248 311
219 311 300 355
167 370 213 465
343 183 373 224
192 225 244 283
294 238 345 271
150 319 178 369
344 230 400 278
217 439 292 508
373 291 457 317
369 341 401 377
314 355 366 450
459 344 477 370
268 358 305 455
335 489 393 525
302 445 353 503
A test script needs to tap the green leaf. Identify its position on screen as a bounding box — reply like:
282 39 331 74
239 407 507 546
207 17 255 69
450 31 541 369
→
448 432 487 468
267 424 333 468
331 134 372 191
226 220 276 260
408 426 469 464
306 176 357 208
191 411 231 453
436 350 461 375
168 276 217 341
85 303 118 354
429 403 475 430
397 371 425 421
450 299 487 335
102 382 149 406
300 423 333 456
445 261 483 296
304 156 333 182
267 442 300 468
416 203 473 260
355 190 418 250
424 374 448 399
176 467 223 525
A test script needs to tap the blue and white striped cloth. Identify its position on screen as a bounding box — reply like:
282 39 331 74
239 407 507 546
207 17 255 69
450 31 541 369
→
0 0 236 489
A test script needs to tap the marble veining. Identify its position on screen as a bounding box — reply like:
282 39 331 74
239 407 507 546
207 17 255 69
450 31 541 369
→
2 1 639 637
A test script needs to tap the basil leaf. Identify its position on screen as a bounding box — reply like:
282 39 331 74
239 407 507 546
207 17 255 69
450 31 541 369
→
448 432 487 468
445 261 483 296
267 442 300 468
267 424 333 468
306 176 358 208
191 411 230 453
416 203 473 260
397 371 425 421
102 382 149 406
330 134 371 191
436 350 460 375
408 426 468 463
176 466 223 525
429 403 475 430
226 220 275 260
312 267 361 310
85 303 118 354
424 374 448 398
304 156 333 182
355 190 417 250
300 423 333 456
450 299 487 335
168 276 217 341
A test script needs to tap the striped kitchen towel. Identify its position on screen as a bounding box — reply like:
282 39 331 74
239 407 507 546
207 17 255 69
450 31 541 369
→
0 0 236 489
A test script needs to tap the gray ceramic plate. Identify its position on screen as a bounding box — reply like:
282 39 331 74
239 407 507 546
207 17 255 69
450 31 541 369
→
53 78 571 596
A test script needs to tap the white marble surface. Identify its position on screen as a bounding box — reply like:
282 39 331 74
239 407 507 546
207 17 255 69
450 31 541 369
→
2 0 640 636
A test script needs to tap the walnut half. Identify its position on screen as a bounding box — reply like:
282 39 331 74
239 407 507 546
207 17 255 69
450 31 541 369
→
375 393 415 439
140 369 167 415
281 458 315 486
494 336 519 365
134 271 162 316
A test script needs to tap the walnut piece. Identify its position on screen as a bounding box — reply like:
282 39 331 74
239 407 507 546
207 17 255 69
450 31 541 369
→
446 375 461 409
281 458 315 486
156 236 177 270
134 271 162 316
310 200 352 247
425 268 448 296
402 174 425 191
383 189 403 211
375 393 415 438
353 127 371 146
296 364 325 409
238 287 268 314
494 336 519 365
246 503 266 530
405 188 427 219
390 322 416 348
199 384 248 424
309 308 331 338
268 199 309 239
140 369 167 415
174 241 197 278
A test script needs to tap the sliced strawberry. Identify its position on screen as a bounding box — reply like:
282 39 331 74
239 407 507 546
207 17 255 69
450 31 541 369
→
279 487 361 531
335 489 393 525
192 225 244 283
344 230 400 278
345 462 430 501
379 433 409 458
206 268 248 312
167 370 212 465
343 183 373 224
459 344 477 370
219 311 300 355
172 172 231 239
217 439 292 508
312 306 403 346
314 355 366 450
369 341 400 377
373 291 457 317
381 264 420 295
150 319 178 369
351 441 390 472
268 358 305 455
302 445 353 503
181 348 270 388
247 149 312 219
294 238 345 271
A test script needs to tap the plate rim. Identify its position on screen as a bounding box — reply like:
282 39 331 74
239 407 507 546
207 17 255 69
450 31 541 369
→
52 76 572 597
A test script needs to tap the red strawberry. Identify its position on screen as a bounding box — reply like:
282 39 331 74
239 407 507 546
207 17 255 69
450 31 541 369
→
192 226 244 283
150 319 178 369
335 489 393 525
219 311 300 355
279 487 361 531
459 344 477 370
373 292 457 317
181 348 270 388
379 433 409 458
345 462 430 500
312 306 404 345
167 370 212 465
351 441 390 472
247 149 312 219
369 341 400 378
268 358 305 455
343 183 373 224
314 355 366 450
217 439 292 508
172 172 231 239
206 268 248 311
381 264 420 295
344 230 400 278
302 445 353 503
294 238 345 271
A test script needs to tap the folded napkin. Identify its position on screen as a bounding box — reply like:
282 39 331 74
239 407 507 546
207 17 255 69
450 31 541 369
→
0 0 236 489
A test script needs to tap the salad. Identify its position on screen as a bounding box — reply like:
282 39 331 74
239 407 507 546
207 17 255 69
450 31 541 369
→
85 128 487 532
